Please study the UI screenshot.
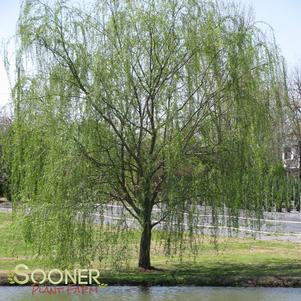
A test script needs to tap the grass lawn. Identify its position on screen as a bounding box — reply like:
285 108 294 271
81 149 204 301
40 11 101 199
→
1 211 301 286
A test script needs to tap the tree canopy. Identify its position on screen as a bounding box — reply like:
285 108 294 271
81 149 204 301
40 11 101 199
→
8 0 288 269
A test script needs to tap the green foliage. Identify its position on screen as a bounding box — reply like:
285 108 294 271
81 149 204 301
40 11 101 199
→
7 0 288 268
0 114 11 198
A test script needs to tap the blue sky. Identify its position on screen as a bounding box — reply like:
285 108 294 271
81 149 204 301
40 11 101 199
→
0 0 20 107
1 0 301 107
246 0 301 67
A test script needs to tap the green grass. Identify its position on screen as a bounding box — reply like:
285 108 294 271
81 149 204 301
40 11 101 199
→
1 211 301 286
0 212 46 270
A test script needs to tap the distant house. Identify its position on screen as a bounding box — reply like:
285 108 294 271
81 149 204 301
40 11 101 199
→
282 139 301 177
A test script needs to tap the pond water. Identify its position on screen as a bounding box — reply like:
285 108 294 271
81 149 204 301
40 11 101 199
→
0 286 301 301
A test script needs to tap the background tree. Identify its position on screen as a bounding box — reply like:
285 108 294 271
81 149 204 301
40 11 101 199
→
287 66 301 178
9 0 287 269
0 106 11 198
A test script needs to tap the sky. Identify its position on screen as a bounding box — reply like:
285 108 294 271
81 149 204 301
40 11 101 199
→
1 0 301 107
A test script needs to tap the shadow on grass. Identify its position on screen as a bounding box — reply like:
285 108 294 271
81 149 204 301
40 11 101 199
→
99 261 301 286
171 261 301 278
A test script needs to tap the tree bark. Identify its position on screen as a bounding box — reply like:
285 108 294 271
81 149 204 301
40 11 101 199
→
138 218 152 269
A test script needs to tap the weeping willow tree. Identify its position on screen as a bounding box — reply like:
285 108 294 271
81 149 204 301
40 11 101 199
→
8 0 287 269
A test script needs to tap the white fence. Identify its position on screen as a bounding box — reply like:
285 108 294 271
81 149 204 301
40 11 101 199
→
101 204 301 242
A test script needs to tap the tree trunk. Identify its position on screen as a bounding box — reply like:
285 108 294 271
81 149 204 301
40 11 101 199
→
138 219 152 269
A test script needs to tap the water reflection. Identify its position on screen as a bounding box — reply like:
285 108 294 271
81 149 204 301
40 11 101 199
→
1 286 301 301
